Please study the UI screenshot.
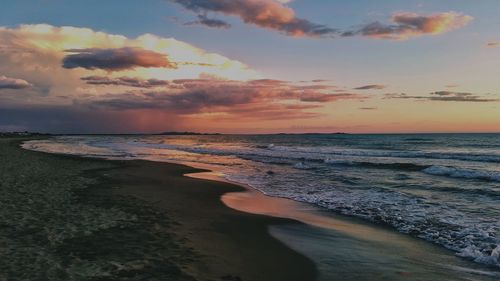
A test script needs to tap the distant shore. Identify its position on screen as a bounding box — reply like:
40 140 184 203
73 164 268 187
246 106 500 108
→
0 137 316 281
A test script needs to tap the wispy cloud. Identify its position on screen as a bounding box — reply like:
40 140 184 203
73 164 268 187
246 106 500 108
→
0 75 32 89
385 91 499 102
169 0 337 37
486 42 500 47
342 12 472 40
169 1 472 40
81 76 170 88
184 14 232 29
354 84 387 90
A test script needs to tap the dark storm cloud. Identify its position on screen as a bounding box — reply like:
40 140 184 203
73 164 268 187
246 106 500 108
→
62 47 174 71
0 106 153 134
85 79 359 113
0 77 364 133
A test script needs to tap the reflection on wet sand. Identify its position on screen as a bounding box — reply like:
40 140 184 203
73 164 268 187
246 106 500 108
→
191 171 500 281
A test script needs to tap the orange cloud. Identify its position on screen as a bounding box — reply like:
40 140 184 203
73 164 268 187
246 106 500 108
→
170 0 337 37
343 12 473 40
0 24 259 85
0 75 32 89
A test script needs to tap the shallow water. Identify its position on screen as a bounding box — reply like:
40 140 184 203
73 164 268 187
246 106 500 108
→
214 182 500 281
23 133 500 274
271 223 500 281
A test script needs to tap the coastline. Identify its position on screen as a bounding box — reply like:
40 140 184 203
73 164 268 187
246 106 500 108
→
1 137 317 281
108 159 318 281
7 136 500 281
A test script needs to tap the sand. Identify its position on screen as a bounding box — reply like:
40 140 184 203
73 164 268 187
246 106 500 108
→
0 137 316 281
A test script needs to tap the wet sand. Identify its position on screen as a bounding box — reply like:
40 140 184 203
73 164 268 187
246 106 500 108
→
1 137 316 281
109 159 318 281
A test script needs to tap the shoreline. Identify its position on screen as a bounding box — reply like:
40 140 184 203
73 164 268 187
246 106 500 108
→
9 137 500 280
2 137 317 281
107 159 318 281
191 170 500 281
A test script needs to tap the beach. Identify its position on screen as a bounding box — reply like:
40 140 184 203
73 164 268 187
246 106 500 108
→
0 137 316 281
3 1 499 280
4 135 500 281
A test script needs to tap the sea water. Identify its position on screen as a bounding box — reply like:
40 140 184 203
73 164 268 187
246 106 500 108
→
24 133 500 271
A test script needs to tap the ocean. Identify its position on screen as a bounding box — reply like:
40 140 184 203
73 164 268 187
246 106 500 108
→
24 133 500 269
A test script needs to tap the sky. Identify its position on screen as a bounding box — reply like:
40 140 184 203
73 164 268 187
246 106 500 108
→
0 0 499 134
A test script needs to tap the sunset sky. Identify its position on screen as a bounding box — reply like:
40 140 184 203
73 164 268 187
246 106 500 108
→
0 0 499 133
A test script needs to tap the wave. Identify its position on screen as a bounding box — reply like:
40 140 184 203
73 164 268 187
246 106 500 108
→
270 185 500 269
27 138 500 183
126 140 500 164
324 158 427 171
322 160 500 183
423 166 500 182
74 138 500 183
145 143 500 183
270 145 500 163
293 162 314 170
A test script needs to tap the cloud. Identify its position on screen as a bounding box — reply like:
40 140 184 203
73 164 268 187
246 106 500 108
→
0 75 32 89
184 14 232 29
170 0 337 37
1 24 258 81
428 91 498 102
81 76 170 88
299 92 354 102
0 24 259 102
354 84 386 90
359 107 377 110
486 42 500 47
170 2 472 40
85 78 356 113
385 91 499 102
343 12 473 40
62 47 175 71
0 23 375 133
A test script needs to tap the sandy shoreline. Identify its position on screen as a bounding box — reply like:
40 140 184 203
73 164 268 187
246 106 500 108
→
1 137 316 281
6 136 500 281
108 159 318 281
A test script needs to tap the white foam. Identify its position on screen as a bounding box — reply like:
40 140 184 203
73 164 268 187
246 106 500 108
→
293 162 313 170
423 165 500 182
